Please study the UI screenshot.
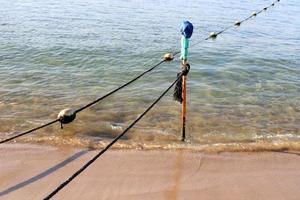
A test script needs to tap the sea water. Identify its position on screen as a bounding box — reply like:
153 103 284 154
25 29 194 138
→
0 0 299 151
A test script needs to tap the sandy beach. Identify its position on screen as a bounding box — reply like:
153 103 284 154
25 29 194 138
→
0 143 299 200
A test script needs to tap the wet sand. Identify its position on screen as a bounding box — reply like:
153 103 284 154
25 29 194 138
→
0 143 300 200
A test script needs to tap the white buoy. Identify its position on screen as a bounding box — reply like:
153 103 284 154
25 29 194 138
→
252 12 257 17
209 32 217 39
57 108 76 124
163 53 174 61
234 21 241 27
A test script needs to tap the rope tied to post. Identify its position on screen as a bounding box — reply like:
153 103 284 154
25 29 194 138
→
173 63 190 103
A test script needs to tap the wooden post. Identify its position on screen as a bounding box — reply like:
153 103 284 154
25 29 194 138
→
181 75 187 141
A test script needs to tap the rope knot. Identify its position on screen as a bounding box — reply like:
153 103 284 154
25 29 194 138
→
181 63 190 76
173 63 190 103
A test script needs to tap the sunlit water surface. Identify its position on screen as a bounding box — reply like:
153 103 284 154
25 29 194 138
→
0 0 299 151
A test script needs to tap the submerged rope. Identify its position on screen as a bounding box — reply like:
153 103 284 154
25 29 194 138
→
43 69 185 200
0 0 280 145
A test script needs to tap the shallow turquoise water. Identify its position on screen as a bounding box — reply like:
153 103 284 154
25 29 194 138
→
0 0 299 150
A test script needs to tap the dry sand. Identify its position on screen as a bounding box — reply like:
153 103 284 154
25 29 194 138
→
0 143 300 200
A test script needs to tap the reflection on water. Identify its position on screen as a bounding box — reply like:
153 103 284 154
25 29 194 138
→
0 0 299 151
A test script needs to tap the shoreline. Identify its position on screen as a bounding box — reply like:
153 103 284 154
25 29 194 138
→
4 137 300 153
1 143 300 200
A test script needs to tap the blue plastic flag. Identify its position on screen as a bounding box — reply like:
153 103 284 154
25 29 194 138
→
180 21 193 38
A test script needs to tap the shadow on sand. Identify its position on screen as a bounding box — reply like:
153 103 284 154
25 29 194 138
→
0 150 89 196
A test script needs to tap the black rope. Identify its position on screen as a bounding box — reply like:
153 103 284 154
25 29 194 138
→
75 59 167 113
0 119 59 144
43 71 184 200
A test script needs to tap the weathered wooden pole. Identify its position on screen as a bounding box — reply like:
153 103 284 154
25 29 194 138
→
181 74 187 141
179 20 193 141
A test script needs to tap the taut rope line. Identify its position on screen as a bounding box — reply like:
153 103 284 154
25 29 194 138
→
0 119 59 144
